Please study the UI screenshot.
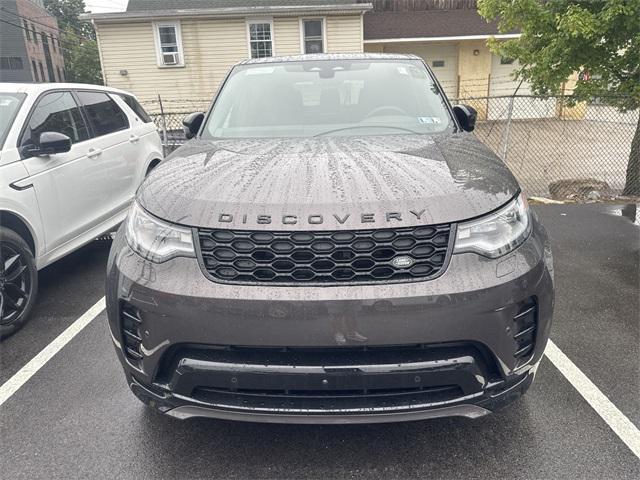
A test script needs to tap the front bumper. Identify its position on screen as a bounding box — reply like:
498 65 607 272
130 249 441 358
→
106 214 554 423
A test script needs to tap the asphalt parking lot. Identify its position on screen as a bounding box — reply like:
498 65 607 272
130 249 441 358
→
1 203 638 479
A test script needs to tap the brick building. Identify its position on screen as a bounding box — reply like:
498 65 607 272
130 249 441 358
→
0 0 65 82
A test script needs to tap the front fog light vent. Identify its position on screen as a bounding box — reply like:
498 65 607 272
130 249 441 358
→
121 303 143 365
513 298 537 361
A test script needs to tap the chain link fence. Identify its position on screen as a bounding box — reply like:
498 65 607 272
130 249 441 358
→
149 95 639 200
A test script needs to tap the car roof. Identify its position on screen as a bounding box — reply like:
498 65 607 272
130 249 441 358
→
237 52 422 66
0 82 134 96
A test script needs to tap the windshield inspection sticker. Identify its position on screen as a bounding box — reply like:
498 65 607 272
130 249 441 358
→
418 116 442 124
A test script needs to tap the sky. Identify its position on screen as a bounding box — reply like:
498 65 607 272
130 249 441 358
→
84 0 129 13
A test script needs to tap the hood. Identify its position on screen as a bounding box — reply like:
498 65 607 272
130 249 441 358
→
138 134 519 231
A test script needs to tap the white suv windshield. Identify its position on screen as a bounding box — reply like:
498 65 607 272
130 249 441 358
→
0 93 26 148
202 59 452 138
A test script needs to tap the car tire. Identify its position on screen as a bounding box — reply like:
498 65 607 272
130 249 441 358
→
0 227 38 340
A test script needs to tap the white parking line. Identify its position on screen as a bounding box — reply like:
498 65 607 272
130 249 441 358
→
0 297 105 408
545 339 640 459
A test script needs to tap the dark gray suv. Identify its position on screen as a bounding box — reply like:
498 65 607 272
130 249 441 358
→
106 54 554 423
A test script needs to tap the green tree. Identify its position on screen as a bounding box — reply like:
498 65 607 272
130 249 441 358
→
61 29 102 84
44 0 94 39
479 0 640 196
43 0 102 84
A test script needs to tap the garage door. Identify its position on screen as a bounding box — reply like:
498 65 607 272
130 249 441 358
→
488 54 555 120
383 43 458 99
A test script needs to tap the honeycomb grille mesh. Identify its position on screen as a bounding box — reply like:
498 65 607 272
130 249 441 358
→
196 224 452 285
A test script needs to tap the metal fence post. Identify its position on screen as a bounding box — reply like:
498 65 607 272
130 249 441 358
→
500 79 524 161
158 94 168 155
501 96 515 161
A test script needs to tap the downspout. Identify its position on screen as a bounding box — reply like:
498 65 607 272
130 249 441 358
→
92 19 107 85
360 11 364 53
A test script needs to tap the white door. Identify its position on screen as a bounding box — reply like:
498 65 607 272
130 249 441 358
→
74 90 138 216
19 90 107 252
384 43 458 99
488 54 556 120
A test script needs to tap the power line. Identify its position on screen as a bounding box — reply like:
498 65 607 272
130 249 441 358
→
0 6 94 43
0 17 77 56
0 8 99 52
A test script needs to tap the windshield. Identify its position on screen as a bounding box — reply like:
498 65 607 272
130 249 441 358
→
202 59 453 139
0 93 26 148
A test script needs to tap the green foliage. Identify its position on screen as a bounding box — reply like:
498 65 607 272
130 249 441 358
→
43 0 95 40
478 0 640 111
43 0 102 85
61 29 102 85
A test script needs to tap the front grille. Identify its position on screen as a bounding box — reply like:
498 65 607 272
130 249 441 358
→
196 224 453 285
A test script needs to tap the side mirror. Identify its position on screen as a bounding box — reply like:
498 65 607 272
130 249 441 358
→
182 112 204 139
22 131 72 157
452 104 477 132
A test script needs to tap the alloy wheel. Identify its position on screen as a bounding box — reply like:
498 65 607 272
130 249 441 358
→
0 244 33 325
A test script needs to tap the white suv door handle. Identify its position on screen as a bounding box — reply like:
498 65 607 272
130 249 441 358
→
129 134 140 143
87 147 102 158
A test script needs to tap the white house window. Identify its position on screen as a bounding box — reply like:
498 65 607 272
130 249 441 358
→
302 19 324 54
248 21 273 58
153 22 184 67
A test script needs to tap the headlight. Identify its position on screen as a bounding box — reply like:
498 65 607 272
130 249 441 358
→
125 202 195 263
454 193 531 258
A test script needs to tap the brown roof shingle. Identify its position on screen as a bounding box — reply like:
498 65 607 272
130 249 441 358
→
126 0 366 11
364 9 504 41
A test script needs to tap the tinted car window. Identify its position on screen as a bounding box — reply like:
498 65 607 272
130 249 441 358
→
116 94 152 123
21 91 89 148
76 91 129 137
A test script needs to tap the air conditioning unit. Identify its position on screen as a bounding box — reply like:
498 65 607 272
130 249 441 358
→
162 52 179 65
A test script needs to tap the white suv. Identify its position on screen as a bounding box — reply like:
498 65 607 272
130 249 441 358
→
0 83 163 337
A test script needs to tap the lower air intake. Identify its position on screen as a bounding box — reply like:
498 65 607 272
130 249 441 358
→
120 302 143 367
512 298 537 364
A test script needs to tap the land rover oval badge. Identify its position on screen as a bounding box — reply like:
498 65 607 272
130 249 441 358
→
391 255 414 269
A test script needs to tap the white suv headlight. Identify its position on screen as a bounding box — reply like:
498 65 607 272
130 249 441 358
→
125 202 195 263
454 193 531 258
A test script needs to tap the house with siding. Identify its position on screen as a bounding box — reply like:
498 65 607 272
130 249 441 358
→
84 0 555 119
362 1 575 120
83 0 371 110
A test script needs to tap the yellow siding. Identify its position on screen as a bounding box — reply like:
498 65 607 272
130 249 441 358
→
326 15 363 53
273 17 300 56
456 40 492 119
96 14 364 110
97 18 247 110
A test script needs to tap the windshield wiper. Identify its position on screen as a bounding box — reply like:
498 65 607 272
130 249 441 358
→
313 125 421 137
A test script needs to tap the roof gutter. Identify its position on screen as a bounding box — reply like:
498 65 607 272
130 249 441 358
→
363 34 521 43
80 4 372 22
